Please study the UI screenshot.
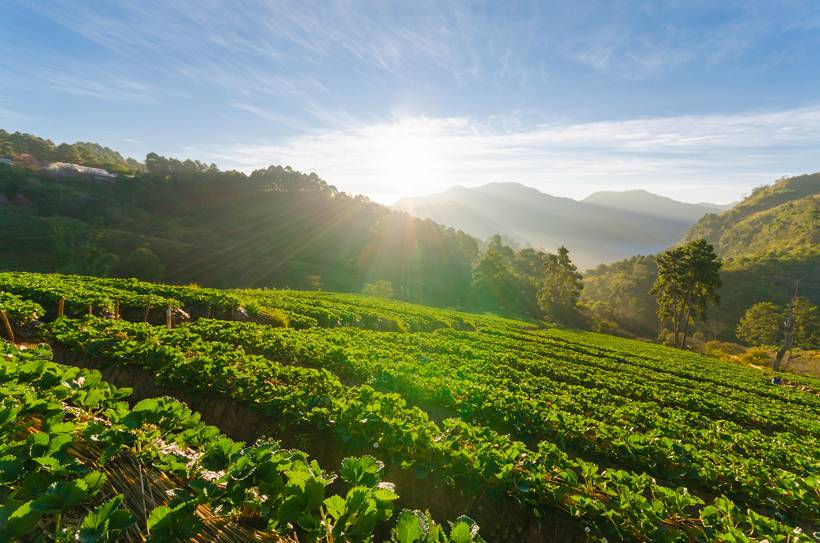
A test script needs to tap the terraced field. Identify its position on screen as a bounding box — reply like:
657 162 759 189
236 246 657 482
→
1 272 818 542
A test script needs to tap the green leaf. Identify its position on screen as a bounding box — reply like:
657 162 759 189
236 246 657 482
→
449 522 474 543
339 455 383 487
392 510 425 543
324 494 346 520
78 495 134 543
3 500 44 538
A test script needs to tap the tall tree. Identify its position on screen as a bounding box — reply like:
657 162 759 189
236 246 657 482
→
736 302 783 346
792 297 820 349
537 246 583 323
651 239 722 348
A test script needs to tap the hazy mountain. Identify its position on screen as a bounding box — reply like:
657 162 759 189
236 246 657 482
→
394 182 722 269
583 189 727 223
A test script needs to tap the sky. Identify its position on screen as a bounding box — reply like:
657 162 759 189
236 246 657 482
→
1 1 820 205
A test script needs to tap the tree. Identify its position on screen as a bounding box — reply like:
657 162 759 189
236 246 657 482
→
115 247 165 281
471 235 520 313
736 302 783 346
361 280 394 299
537 246 583 323
792 297 820 348
651 239 722 349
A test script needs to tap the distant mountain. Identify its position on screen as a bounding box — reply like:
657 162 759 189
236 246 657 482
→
583 189 727 223
394 182 721 269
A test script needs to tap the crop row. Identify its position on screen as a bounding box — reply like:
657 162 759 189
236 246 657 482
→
178 319 819 524
0 341 484 542
43 316 813 542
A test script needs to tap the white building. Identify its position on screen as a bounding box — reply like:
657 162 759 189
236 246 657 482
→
45 162 116 181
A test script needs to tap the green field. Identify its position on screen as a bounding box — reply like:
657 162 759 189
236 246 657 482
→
1 272 818 542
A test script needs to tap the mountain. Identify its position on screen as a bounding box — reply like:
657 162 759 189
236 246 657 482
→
394 182 721 269
582 173 820 339
582 189 727 222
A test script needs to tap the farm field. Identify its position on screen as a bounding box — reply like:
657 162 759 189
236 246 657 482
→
1 272 818 542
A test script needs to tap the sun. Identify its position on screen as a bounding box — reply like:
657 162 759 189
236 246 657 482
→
376 123 439 197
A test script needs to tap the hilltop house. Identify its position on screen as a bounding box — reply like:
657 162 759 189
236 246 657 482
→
45 162 116 181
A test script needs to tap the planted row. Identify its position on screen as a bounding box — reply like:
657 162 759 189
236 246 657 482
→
43 317 813 542
0 341 485 542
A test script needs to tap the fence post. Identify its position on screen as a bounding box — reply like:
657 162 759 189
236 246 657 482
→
166 306 173 330
0 310 14 342
57 298 65 318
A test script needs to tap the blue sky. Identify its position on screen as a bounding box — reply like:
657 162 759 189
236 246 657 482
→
2 1 820 204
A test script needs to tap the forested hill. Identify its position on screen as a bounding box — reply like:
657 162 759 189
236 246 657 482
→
582 172 820 340
683 173 819 264
0 129 141 173
0 134 479 308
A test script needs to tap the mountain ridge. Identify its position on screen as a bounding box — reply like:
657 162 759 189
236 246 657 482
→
394 182 724 269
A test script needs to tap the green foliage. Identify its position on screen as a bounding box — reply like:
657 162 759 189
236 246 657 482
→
0 290 44 325
537 246 583 324
792 297 820 348
361 280 394 299
391 510 485 543
114 246 165 282
684 173 819 263
736 301 783 346
0 339 479 543
24 273 818 542
0 129 139 173
0 141 481 308
651 239 722 348
584 174 819 342
78 495 135 543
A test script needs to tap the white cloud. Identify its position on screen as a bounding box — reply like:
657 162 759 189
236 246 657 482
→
185 104 820 205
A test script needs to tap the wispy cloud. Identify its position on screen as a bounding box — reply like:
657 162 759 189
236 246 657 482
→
188 104 820 204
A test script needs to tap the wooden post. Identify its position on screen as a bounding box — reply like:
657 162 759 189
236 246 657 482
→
57 298 65 318
166 306 173 330
115 298 120 320
87 304 93 316
0 310 14 343
230 306 235 321
143 304 151 323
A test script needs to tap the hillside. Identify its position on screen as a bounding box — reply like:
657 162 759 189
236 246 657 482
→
0 137 480 309
394 182 720 269
683 173 819 264
0 129 141 173
1 272 817 542
583 173 820 339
